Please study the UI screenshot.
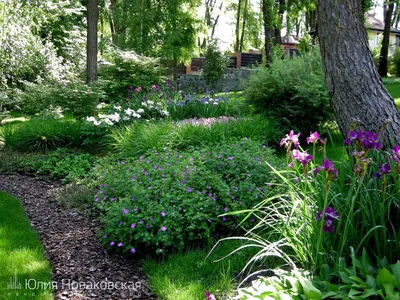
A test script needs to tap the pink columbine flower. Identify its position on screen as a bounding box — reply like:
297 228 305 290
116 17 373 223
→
161 226 167 231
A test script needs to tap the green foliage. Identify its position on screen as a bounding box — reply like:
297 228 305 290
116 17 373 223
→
0 192 53 300
98 48 166 101
109 116 279 158
244 48 332 134
90 138 283 255
230 128 400 284
21 148 95 184
238 250 400 300
1 119 84 152
18 80 104 118
389 47 400 77
202 40 229 89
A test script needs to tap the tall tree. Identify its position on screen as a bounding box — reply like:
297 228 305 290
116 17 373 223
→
87 0 99 84
379 0 395 77
317 0 400 148
198 0 224 51
262 0 275 64
239 0 249 52
235 0 243 52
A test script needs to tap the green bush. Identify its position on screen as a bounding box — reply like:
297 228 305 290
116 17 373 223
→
18 80 104 118
244 48 332 134
1 119 84 152
389 47 400 77
98 47 166 101
109 116 279 158
21 148 96 184
89 138 283 255
202 40 229 89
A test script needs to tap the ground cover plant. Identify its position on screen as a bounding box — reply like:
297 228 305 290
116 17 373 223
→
89 138 284 256
0 192 52 300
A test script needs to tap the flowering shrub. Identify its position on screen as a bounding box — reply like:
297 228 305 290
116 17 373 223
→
89 138 284 255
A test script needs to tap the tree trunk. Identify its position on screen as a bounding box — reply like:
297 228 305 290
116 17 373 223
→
239 0 248 52
262 0 274 65
379 2 394 77
274 0 285 46
317 0 400 148
235 0 242 52
87 0 99 85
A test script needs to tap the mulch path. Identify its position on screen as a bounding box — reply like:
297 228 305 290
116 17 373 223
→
0 174 157 300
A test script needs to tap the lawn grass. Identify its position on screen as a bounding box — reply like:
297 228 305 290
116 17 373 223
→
143 239 282 300
384 82 400 107
0 192 53 300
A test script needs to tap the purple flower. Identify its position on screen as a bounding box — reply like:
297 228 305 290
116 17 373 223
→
187 187 193 192
316 206 339 233
313 159 338 179
224 207 229 212
307 131 320 144
123 209 129 214
205 291 216 300
228 156 234 160
161 211 166 217
292 149 313 166
376 163 391 179
280 130 300 149
178 207 182 211
131 223 136 228
95 197 99 202
110 241 115 246
222 217 227 222
130 248 136 254
139 220 144 224
161 226 167 231
392 145 400 163
103 234 107 238
117 242 123 247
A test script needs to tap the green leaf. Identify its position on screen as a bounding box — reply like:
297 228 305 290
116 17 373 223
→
376 268 396 286
390 261 400 290
360 288 379 298
378 257 389 269
320 264 332 282
365 275 376 288
298 277 322 300
360 248 375 275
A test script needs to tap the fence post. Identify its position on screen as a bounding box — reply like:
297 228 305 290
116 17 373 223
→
234 52 242 69
185 62 192 75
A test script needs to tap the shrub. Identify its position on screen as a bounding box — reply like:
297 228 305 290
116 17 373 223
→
18 80 104 118
109 116 279 158
2 119 84 152
244 48 332 134
89 138 284 255
389 47 400 77
202 40 229 89
98 47 166 102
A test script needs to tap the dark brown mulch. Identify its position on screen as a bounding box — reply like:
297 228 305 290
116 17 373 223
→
0 174 157 300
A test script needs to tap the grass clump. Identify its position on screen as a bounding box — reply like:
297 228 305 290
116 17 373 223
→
0 192 53 300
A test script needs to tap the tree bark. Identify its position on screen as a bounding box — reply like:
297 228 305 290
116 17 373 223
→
317 0 400 148
262 0 274 65
274 0 285 45
235 0 242 52
87 0 99 85
379 1 395 77
239 0 248 52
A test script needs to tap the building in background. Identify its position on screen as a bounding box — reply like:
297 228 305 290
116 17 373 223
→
366 15 400 55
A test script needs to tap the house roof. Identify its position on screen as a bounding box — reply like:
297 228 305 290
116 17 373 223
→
366 15 400 35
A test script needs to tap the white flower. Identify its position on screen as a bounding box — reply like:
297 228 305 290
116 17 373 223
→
123 116 130 121
93 120 101 126
148 101 154 105
104 119 114 125
132 112 141 118
97 102 106 109
86 116 96 122
213 102 218 106
109 112 121 122
98 114 107 119
137 108 144 114
113 105 122 111
125 108 134 116
161 110 169 116
141 102 147 107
